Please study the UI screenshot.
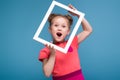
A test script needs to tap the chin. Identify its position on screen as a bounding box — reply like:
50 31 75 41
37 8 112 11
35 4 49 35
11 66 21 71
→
54 39 64 43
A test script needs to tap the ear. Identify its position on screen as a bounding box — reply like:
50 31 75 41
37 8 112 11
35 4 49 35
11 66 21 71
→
49 27 52 33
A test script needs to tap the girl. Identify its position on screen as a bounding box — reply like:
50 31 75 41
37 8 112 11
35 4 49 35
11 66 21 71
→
39 5 92 80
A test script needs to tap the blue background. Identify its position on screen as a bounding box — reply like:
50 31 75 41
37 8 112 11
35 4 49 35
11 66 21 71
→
0 0 120 80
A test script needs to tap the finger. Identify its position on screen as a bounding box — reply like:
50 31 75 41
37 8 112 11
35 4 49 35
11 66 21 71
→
69 4 73 8
50 45 54 49
51 45 55 49
44 44 47 47
45 44 50 48
68 4 76 10
46 44 52 49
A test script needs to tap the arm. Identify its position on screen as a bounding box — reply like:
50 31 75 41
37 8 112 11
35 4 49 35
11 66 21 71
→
68 4 93 44
77 17 92 44
42 45 56 77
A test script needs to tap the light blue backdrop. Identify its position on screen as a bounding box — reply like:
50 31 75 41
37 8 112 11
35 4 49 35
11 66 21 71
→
0 0 120 80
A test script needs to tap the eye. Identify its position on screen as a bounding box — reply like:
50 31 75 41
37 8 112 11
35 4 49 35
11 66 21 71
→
62 25 66 28
54 24 58 27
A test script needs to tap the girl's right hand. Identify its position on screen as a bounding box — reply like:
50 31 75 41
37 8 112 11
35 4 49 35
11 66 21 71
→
43 44 56 77
46 44 56 55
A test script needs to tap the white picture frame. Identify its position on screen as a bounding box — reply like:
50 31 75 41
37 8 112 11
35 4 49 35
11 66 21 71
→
33 0 85 53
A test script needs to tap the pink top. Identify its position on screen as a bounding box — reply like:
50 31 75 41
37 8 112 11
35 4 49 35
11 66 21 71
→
39 36 81 76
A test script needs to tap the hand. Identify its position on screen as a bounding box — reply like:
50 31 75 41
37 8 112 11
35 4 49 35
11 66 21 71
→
45 44 56 55
68 4 79 17
43 44 56 77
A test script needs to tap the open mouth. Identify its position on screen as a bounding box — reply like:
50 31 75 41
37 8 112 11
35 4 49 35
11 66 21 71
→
56 32 62 37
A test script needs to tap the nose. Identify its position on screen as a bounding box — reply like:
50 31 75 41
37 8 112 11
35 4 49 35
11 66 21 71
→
57 26 62 31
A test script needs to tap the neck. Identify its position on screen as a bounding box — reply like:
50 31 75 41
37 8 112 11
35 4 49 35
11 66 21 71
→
53 40 65 44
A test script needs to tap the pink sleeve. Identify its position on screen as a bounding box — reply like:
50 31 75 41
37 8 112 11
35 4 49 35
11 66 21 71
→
72 36 79 48
38 47 50 62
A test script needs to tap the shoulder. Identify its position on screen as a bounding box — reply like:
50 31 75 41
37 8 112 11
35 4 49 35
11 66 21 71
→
40 47 50 54
71 35 79 48
39 47 50 62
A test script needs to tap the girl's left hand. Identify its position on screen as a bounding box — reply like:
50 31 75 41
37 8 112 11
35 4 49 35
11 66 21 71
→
68 4 79 17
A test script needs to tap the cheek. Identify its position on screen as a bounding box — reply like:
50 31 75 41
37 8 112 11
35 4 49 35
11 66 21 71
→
66 28 70 34
63 29 70 35
49 28 56 36
67 30 70 35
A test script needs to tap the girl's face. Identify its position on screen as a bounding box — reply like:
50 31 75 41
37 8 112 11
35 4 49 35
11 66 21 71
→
49 16 70 43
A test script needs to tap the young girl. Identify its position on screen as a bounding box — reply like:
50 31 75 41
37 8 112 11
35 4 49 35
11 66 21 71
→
39 5 92 80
